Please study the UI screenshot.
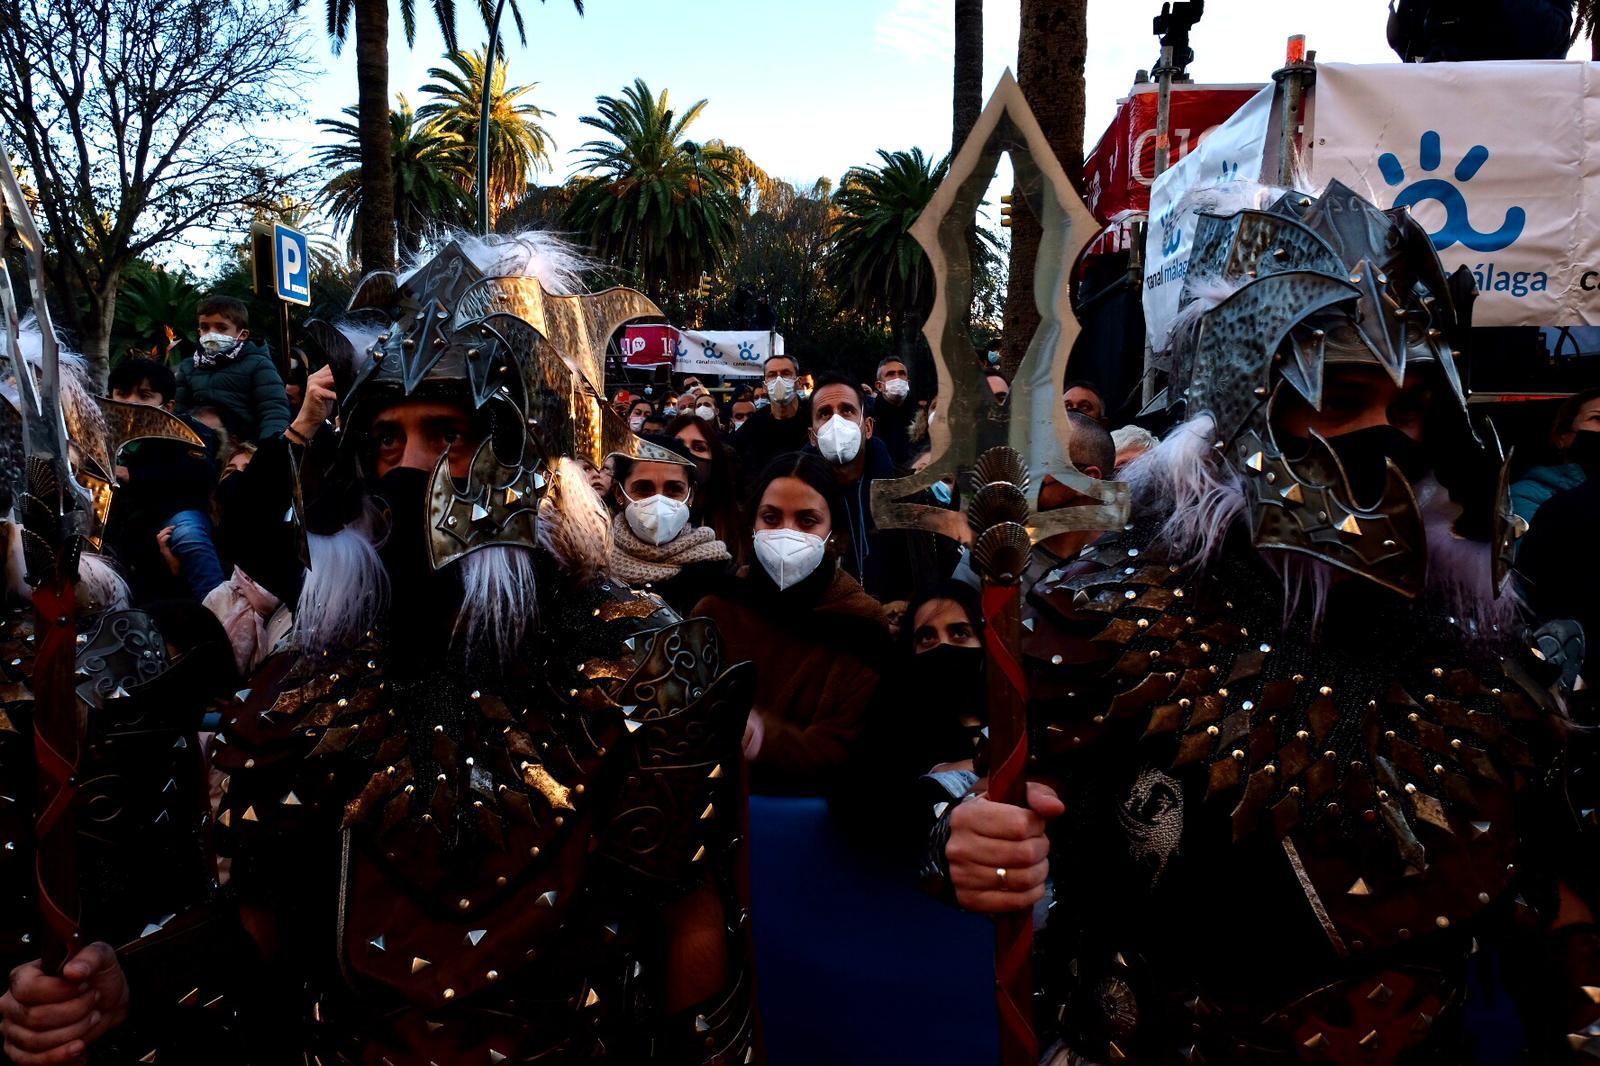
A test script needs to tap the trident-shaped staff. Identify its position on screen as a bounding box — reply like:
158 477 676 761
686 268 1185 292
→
1 161 91 973
871 72 1129 1066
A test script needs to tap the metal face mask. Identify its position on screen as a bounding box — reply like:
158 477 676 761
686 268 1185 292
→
1162 181 1481 598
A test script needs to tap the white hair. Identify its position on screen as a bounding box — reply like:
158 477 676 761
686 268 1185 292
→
1120 415 1245 573
8 314 112 477
455 546 539 662
294 516 389 654
1111 424 1158 457
448 455 616 661
1413 477 1523 638
398 229 593 297
1120 414 1518 637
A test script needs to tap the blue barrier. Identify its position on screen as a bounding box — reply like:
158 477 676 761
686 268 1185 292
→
749 795 999 1066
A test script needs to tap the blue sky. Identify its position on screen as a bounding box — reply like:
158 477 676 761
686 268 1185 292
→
279 0 1412 194
226 0 1588 267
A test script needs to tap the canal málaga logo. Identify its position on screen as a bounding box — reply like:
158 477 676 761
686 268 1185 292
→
1378 131 1526 253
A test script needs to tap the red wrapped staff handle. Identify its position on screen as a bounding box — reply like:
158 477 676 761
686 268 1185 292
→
983 582 1036 1066
29 579 83 973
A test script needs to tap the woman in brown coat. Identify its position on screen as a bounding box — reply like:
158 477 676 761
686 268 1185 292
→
692 452 889 796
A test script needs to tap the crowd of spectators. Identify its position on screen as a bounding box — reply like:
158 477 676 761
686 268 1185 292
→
601 352 1155 805
91 309 1595 821
95 302 1164 809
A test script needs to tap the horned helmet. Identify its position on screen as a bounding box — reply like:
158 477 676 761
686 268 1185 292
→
1160 179 1500 598
305 234 688 572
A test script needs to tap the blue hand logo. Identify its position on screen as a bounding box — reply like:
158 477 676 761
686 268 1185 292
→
674 342 689 360
702 342 718 361
736 340 758 362
1378 131 1525 253
1159 206 1182 256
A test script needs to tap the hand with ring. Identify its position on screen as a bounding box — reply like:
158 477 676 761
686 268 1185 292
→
946 780 1062 913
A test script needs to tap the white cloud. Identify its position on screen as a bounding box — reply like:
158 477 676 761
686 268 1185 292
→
875 0 951 60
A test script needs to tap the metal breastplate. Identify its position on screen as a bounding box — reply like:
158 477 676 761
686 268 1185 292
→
212 580 755 1064
1024 530 1564 1065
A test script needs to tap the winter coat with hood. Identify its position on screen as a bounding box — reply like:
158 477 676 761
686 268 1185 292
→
692 562 888 796
175 339 292 442
1510 461 1586 525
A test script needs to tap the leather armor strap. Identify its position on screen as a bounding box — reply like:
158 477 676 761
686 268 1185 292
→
105 902 263 1064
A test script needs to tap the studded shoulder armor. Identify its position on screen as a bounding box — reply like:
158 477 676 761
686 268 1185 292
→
2 607 217 969
1025 527 1574 1063
210 576 754 1062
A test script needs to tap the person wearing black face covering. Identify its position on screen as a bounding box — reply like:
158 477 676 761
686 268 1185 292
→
1517 427 1600 672
835 581 987 866
1323 423 1434 509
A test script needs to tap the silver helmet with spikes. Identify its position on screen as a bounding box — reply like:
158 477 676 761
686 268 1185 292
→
1160 180 1480 598
310 235 683 572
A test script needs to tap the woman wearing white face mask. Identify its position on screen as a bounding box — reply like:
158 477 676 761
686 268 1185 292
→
606 437 732 614
625 399 654 433
692 453 889 795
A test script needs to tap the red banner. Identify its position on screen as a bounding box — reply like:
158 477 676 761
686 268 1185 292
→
1083 82 1263 222
622 324 679 367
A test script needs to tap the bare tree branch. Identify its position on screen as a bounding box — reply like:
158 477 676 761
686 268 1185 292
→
0 0 312 371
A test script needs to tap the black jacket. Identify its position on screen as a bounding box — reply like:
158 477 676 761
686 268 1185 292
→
731 401 811 488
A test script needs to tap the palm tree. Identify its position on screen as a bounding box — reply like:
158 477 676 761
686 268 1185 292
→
565 78 742 295
111 265 205 365
953 0 984 157
419 48 556 228
824 147 951 360
315 96 474 261
999 0 1088 372
702 138 778 208
1580 0 1600 58
323 0 582 272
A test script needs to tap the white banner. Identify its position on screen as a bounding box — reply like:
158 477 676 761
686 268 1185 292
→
1310 61 1600 327
623 327 781 378
1142 83 1275 350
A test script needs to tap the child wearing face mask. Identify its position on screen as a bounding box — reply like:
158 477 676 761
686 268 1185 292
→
175 294 292 443
606 436 732 614
691 452 890 795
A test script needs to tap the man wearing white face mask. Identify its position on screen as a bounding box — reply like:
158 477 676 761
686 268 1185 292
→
868 356 917 466
806 375 919 603
606 436 733 614
732 354 810 481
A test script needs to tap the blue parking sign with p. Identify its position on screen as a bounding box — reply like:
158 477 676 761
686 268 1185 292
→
273 223 311 306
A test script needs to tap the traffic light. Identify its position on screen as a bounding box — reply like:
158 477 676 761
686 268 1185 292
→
697 273 713 299
1000 194 1014 228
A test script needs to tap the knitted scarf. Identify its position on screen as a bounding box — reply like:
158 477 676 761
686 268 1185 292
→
607 513 731 586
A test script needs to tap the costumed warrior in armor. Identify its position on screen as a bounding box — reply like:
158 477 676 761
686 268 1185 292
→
1 164 241 1065
933 181 1595 1063
1 230 756 1065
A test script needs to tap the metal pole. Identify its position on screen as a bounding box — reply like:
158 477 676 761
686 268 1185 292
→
1152 43 1176 178
477 0 510 235
1273 37 1314 187
279 299 291 380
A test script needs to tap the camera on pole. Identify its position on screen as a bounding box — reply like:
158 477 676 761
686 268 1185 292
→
1150 2 1203 178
